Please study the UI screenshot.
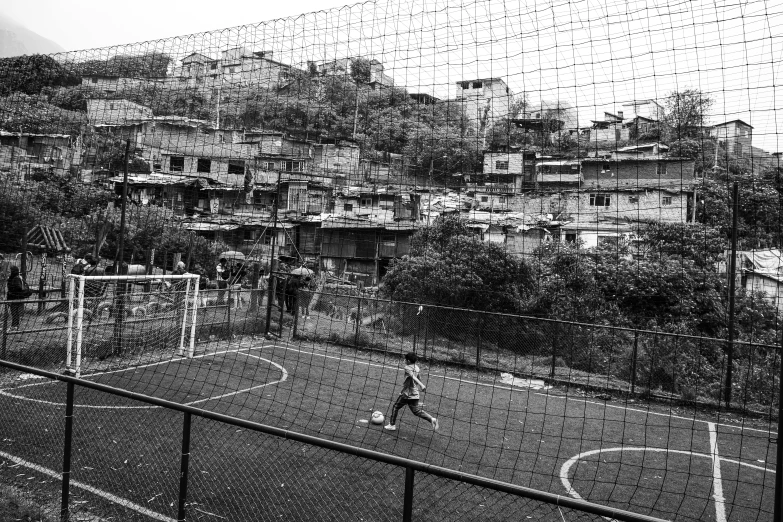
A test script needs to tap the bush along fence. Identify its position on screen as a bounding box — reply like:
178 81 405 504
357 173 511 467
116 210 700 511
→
293 289 782 417
3 280 779 416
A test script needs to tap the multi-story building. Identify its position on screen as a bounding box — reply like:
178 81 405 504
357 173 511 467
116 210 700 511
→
710 120 753 158
317 57 394 89
86 99 154 125
450 78 513 142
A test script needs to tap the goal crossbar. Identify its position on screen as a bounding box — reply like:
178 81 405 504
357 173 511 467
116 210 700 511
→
65 273 201 376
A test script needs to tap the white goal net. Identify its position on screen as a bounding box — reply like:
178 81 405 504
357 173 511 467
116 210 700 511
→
65 273 201 376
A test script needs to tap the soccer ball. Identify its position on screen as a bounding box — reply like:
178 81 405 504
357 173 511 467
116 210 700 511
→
371 411 385 425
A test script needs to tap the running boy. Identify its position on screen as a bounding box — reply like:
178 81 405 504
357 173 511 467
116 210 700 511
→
384 352 439 432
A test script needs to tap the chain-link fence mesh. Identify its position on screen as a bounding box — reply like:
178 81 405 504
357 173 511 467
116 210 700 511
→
296 290 780 415
0 367 676 522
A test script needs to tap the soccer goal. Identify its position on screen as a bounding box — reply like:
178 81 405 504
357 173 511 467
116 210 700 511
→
64 273 201 376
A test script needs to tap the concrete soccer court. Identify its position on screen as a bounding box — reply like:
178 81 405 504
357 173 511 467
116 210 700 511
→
0 338 777 521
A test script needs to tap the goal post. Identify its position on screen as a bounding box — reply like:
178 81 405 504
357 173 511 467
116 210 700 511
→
65 273 201 376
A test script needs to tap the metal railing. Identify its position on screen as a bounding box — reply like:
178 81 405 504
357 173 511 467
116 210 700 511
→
295 290 782 414
0 358 667 522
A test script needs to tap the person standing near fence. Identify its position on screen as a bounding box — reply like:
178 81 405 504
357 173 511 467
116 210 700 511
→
216 258 229 304
6 266 31 331
385 352 439 432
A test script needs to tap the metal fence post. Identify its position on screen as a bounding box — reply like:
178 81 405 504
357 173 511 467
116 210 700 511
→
550 323 559 379
354 296 362 347
60 381 75 522
292 290 300 339
1 304 7 360
476 316 483 370
403 466 415 522
265 275 276 337
774 340 783 522
412 306 418 354
631 330 639 394
227 286 232 340
422 307 429 361
250 263 260 312
177 412 193 522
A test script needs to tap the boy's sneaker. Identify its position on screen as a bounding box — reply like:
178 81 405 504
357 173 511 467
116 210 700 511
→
431 418 439 431
384 424 396 431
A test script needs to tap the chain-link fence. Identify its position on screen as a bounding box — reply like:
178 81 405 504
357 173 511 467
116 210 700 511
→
0 281 278 374
295 290 781 415
0 360 668 522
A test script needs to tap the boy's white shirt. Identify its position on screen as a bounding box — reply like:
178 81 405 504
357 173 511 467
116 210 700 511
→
404 363 426 391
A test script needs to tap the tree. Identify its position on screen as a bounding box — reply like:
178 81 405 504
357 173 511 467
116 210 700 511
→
0 92 86 135
382 216 533 313
349 57 372 85
661 89 713 142
71 52 172 78
636 222 724 268
0 54 80 97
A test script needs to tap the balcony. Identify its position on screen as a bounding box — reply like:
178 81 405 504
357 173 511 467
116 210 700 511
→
467 183 516 194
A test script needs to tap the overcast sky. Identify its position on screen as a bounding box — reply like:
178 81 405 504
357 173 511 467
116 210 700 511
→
4 0 781 153
2 0 356 51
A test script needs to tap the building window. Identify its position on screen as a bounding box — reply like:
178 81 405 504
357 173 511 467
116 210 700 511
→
661 196 672 206
228 160 245 175
91 77 98 84
229 66 236 73
589 193 611 207
480 196 489 203
170 156 185 172
109 103 115 110
459 82 469 89
197 158 211 173
360 197 372 207
601 163 611 173
472 81 483 89
656 163 667 177
735 143 743 156
210 62 217 70
344 203 353 212
284 161 304 172
628 195 639 203
332 163 342 170
263 162 275 170
498 197 506 204
495 160 509 170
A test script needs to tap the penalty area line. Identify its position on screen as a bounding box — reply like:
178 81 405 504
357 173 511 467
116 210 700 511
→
5 341 268 391
0 450 175 522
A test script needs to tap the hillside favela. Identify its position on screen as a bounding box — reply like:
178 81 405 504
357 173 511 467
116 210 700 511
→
1 0 783 521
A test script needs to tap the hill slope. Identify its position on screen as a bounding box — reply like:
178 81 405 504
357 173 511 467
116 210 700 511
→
0 14 65 58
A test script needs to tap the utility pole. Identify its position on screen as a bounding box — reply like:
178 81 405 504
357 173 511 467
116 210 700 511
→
724 181 739 407
113 140 130 355
264 169 282 337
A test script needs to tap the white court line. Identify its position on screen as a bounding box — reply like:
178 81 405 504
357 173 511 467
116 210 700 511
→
183 352 288 406
270 340 778 436
5 344 257 391
708 422 729 522
0 343 276 409
560 446 775 520
0 450 175 522
537 393 778 436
